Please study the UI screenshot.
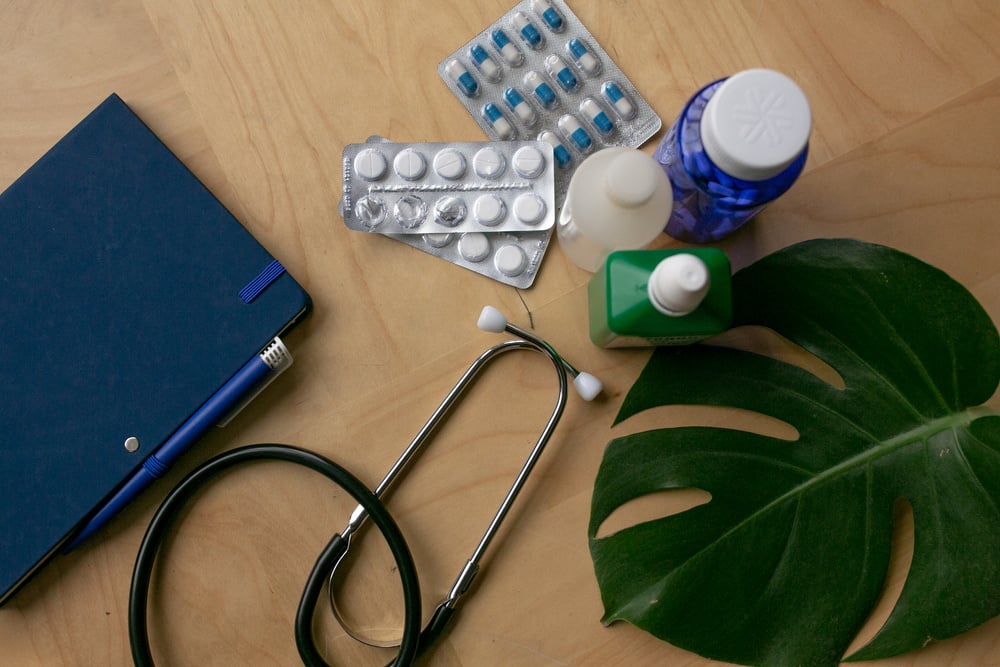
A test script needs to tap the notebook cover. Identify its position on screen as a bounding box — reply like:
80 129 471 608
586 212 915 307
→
0 94 311 603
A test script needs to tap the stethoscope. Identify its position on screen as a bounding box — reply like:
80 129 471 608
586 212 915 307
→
128 306 601 666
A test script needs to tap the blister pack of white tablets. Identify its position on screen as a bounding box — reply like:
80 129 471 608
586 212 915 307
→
342 140 556 236
340 137 555 288
438 0 661 185
387 227 550 289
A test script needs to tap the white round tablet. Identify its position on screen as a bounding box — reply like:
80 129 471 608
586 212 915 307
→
433 149 467 180
458 233 491 262
472 147 506 179
393 148 427 180
494 244 528 277
473 194 506 226
512 145 546 178
353 149 388 181
512 193 547 224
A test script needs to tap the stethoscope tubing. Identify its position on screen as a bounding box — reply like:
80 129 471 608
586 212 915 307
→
127 444 423 667
128 317 584 666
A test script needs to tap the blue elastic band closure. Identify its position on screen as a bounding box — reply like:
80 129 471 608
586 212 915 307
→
239 258 286 304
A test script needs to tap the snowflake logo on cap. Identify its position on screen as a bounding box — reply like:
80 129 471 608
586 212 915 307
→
732 88 795 146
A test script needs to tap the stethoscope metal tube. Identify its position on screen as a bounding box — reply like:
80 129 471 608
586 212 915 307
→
329 306 601 654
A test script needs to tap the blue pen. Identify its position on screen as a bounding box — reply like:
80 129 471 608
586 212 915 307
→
64 338 292 551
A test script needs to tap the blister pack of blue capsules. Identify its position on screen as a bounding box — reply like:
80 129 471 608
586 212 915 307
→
437 0 661 201
340 137 555 289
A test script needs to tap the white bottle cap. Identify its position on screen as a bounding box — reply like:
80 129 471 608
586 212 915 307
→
558 147 672 270
606 151 660 208
700 69 812 182
647 254 711 317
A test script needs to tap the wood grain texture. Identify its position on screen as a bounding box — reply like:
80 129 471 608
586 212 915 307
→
1 0 998 664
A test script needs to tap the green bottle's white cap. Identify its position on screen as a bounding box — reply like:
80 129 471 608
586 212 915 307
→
648 254 711 316
701 69 812 182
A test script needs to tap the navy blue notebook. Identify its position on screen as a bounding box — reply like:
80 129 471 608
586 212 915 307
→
0 94 311 604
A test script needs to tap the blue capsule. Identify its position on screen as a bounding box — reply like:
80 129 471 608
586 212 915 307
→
566 38 601 77
580 98 614 135
503 87 538 126
444 59 478 98
601 81 636 119
491 29 524 66
512 11 544 49
558 114 592 152
524 71 558 109
531 0 565 32
469 44 502 82
539 131 572 170
482 103 515 140
545 54 578 92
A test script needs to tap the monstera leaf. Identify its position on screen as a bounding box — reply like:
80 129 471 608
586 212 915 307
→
588 239 1000 666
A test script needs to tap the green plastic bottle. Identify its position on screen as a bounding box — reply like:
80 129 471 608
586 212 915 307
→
588 248 732 348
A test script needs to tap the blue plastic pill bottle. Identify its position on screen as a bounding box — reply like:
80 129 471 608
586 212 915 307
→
653 69 812 243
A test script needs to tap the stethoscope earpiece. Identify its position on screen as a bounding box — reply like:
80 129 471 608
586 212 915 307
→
572 372 603 401
478 305 602 401
477 305 509 333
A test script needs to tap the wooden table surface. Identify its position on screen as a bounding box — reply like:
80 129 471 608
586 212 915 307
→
2 1 999 665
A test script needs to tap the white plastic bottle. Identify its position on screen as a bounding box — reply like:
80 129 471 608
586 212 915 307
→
556 147 672 272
